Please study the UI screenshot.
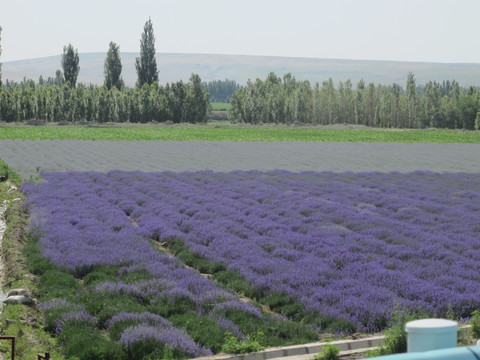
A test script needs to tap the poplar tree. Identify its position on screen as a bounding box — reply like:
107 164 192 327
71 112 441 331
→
406 71 417 128
61 44 80 87
104 41 123 90
0 26 3 87
135 18 158 87
185 73 210 123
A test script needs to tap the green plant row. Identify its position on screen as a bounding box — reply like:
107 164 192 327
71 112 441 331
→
166 238 356 334
20 232 320 359
0 125 479 142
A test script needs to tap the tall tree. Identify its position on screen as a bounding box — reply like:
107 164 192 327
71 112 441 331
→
0 25 3 87
185 73 210 123
406 71 417 128
61 44 80 87
135 18 158 87
104 41 123 90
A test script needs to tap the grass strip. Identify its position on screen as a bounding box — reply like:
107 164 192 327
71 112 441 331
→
210 102 231 110
0 158 21 186
0 125 479 142
0 179 65 359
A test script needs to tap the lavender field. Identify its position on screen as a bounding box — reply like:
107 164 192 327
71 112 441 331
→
23 170 480 342
3 138 479 358
1 140 480 179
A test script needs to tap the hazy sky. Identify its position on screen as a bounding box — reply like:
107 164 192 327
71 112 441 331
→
1 0 479 63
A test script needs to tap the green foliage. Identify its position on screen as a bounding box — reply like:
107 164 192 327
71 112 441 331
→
0 158 21 185
59 324 126 360
221 331 265 354
38 269 79 299
167 238 226 274
169 313 227 353
229 71 480 129
61 44 80 88
104 41 123 90
211 102 232 110
470 310 480 339
184 73 211 123
24 232 55 275
368 309 422 356
82 266 119 286
313 344 341 360
80 291 144 328
263 293 305 320
1 125 479 142
135 18 158 87
204 79 240 102
0 25 2 87
0 77 210 123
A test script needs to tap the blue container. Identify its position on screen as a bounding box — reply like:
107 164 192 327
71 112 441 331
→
359 346 480 360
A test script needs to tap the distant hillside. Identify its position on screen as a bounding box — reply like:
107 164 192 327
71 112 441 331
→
3 52 480 88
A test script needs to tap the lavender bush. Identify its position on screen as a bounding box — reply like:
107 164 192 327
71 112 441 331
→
23 170 480 335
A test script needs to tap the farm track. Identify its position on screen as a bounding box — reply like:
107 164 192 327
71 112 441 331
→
1 140 480 180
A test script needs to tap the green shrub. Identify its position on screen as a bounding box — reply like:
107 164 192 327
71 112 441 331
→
326 319 357 335
314 344 340 360
213 269 253 296
39 269 79 299
24 233 55 275
81 291 145 327
471 310 480 339
368 309 421 356
169 312 226 353
0 158 21 185
119 267 153 284
167 238 226 274
82 266 119 286
221 331 265 354
59 324 126 360
223 310 317 346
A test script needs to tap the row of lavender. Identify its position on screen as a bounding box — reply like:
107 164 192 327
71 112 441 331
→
23 170 480 336
23 172 269 358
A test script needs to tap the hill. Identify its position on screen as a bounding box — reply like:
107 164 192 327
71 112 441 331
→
3 52 480 88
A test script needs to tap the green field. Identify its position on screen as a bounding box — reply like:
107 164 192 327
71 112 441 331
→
0 124 479 143
211 102 231 110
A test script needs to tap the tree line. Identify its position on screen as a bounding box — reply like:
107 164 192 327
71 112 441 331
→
0 75 210 123
228 72 480 130
0 19 210 124
203 79 240 102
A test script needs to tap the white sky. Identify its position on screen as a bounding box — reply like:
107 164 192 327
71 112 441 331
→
1 0 479 63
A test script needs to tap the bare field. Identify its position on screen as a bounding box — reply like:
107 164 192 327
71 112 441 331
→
0 140 479 179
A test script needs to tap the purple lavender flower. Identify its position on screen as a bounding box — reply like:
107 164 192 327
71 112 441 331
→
55 310 97 334
23 170 480 333
119 324 212 358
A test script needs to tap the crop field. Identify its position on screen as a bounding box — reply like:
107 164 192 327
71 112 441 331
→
1 140 480 180
210 102 231 110
20 169 480 356
0 127 480 359
1 125 480 142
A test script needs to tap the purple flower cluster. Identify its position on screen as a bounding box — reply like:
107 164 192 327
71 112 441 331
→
108 312 212 358
119 324 212 358
24 170 480 332
39 298 84 312
55 310 97 334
